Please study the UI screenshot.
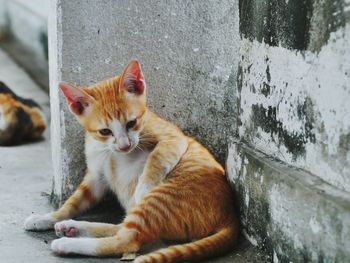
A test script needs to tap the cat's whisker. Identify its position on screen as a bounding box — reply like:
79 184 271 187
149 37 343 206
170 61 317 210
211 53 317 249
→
138 143 150 149
138 141 154 148
139 134 154 138
140 131 154 136
158 139 178 144
139 137 155 142
140 141 159 147
135 144 146 154
139 138 154 142
139 134 155 139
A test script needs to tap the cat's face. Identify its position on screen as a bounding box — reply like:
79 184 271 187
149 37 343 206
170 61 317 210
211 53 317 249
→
60 60 147 154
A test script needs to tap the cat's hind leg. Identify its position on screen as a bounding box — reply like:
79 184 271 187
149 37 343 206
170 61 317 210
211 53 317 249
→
54 220 121 238
51 190 166 256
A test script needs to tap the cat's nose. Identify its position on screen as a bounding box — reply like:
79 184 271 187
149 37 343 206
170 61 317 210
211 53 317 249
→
118 143 131 152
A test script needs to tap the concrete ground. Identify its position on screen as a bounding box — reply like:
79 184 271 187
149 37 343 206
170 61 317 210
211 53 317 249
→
0 48 269 263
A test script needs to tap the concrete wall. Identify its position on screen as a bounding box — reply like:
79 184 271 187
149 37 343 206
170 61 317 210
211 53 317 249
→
228 142 350 262
49 0 240 203
227 0 350 261
236 0 350 191
49 0 350 261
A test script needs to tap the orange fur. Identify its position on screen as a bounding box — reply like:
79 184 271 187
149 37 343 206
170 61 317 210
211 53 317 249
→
52 179 99 221
26 60 239 262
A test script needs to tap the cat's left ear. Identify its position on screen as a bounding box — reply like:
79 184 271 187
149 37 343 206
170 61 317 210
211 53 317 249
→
119 60 145 95
59 82 94 116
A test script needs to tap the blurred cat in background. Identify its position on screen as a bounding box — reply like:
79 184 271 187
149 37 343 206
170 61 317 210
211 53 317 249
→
0 81 46 146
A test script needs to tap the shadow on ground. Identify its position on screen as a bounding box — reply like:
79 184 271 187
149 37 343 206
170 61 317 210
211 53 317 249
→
26 200 270 263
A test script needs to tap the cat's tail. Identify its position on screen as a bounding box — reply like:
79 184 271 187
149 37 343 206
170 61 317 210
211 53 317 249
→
134 224 238 263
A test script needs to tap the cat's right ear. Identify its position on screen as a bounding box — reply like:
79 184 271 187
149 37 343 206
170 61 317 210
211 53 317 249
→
119 60 145 95
59 82 94 116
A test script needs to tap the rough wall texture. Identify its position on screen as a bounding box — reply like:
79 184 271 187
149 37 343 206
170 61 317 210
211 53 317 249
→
227 142 350 262
227 0 350 261
50 0 350 261
237 0 350 192
50 0 240 203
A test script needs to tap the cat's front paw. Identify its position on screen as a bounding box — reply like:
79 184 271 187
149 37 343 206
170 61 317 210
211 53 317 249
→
51 237 74 255
51 237 98 256
24 213 55 231
55 220 82 237
135 182 154 203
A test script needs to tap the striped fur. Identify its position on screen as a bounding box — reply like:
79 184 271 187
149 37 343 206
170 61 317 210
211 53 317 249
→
24 60 239 262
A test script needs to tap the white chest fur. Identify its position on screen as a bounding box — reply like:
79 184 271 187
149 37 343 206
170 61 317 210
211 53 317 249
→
105 149 149 210
85 135 150 210
85 136 149 210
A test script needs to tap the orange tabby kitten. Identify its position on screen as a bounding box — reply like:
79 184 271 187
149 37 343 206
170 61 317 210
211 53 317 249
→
24 60 239 262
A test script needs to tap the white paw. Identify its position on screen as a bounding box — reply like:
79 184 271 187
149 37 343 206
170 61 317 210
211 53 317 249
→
51 237 74 255
51 237 98 256
55 220 83 237
134 182 154 203
24 213 55 231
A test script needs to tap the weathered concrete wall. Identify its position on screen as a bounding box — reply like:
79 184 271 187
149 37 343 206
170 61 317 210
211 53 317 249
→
227 0 350 261
228 142 350 262
237 23 350 191
49 0 240 203
50 0 350 261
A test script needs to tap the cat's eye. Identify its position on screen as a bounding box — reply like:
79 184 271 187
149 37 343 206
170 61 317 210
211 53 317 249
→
98 128 112 136
126 119 137 130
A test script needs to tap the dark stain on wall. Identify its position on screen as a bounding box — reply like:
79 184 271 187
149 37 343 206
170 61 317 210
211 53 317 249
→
308 0 347 52
236 65 243 129
237 54 317 159
234 149 273 259
338 132 350 166
261 82 271 97
233 143 350 262
297 97 316 144
239 0 347 51
250 104 316 158
339 133 350 154
39 30 48 61
266 65 271 82
239 0 312 50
